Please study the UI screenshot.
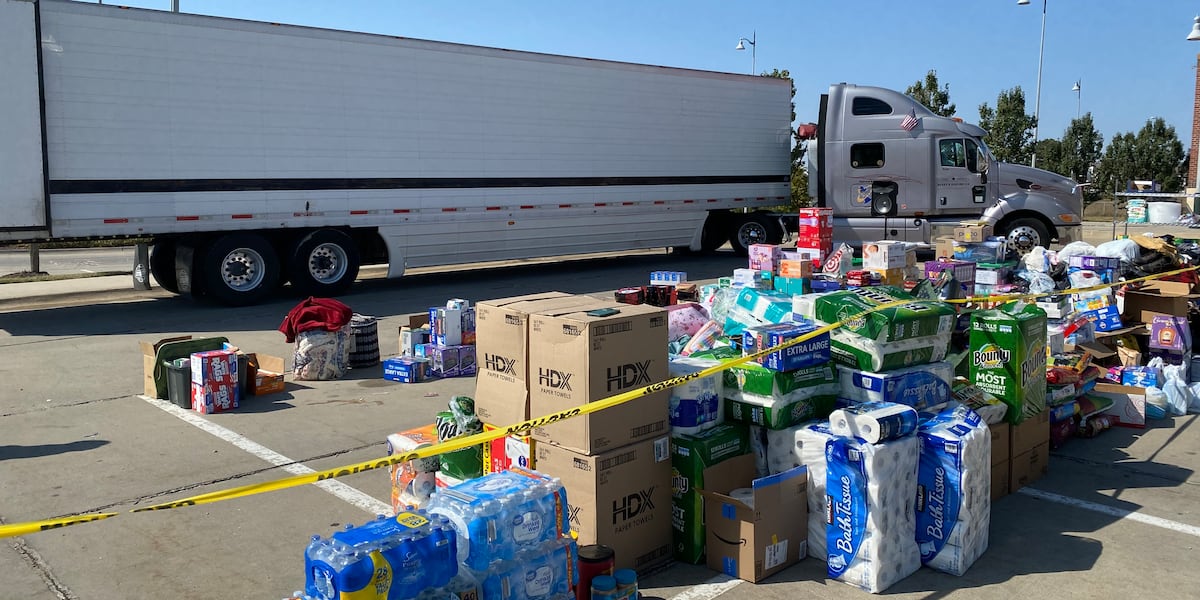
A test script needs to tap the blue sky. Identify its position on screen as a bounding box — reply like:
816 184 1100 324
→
88 0 1200 147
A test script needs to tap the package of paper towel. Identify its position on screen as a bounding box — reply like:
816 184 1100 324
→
915 402 991 576
825 434 921 594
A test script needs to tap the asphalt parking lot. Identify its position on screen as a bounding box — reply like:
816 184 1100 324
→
2 245 1199 599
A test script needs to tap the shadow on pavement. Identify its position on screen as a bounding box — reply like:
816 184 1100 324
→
0 438 110 461
0 252 744 337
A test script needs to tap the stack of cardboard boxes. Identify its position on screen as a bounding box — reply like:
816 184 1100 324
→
473 292 674 573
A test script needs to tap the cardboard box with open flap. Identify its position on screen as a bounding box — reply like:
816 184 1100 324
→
1121 281 1199 324
701 454 807 583
248 353 287 395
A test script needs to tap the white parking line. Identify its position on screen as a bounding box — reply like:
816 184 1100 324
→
666 573 743 600
141 396 392 516
1019 487 1200 538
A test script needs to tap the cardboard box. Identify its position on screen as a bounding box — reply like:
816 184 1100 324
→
473 292 593 427
954 222 994 243
247 353 286 395
1093 382 1147 428
1009 409 1049 458
748 244 783 273
935 236 957 260
702 454 807 583
779 259 812 280
1036 296 1072 320
140 335 193 397
742 322 831 372
190 349 240 414
670 424 751 564
1081 305 1123 332
382 356 430 383
535 436 673 573
970 303 1048 424
989 422 1011 467
1009 442 1049 493
1122 281 1199 324
528 302 670 455
991 460 1010 500
482 423 535 474
861 240 908 270
868 267 905 286
924 259 976 284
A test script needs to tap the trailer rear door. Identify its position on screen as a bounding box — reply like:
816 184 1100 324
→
0 0 49 235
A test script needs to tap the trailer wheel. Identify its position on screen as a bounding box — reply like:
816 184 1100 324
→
200 233 280 306
287 229 360 297
1000 217 1050 255
700 213 731 252
729 213 783 256
149 240 180 294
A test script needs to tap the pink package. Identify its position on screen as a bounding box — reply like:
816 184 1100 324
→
748 244 782 273
666 303 710 341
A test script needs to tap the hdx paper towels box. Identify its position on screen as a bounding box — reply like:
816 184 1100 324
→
969 302 1047 424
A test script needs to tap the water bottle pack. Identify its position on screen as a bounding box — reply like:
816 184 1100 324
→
426 468 570 571
304 510 458 600
477 537 579 600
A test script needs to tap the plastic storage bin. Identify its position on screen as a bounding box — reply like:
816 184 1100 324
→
165 358 192 409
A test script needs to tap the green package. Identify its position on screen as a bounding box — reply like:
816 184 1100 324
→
724 362 835 397
828 328 952 372
969 302 1047 424
435 410 483 479
813 285 956 342
671 423 750 564
723 363 839 429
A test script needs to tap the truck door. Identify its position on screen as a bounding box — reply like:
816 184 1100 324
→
934 138 987 214
0 0 48 235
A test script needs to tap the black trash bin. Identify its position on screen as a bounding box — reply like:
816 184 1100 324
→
165 358 192 409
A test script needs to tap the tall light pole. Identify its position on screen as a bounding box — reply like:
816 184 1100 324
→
735 31 756 75
1072 79 1081 118
1186 17 1200 190
1018 0 1046 168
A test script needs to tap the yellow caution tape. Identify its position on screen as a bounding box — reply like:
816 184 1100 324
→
3 263 1196 539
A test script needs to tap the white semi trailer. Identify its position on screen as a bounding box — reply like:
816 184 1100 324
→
1 0 792 304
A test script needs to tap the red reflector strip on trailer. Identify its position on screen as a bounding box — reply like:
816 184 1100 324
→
734 198 745 202
176 216 199 221
393 209 411 214
683 200 695 204
520 205 535 209
594 203 607 207
441 208 458 212
707 199 719 203
103 218 128 224
486 206 503 211
621 202 634 206
350 210 368 215
653 200 666 205
559 204 572 208
232 214 253 219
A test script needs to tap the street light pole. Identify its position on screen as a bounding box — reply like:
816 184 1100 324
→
735 31 756 75
1072 79 1081 118
1019 0 1047 168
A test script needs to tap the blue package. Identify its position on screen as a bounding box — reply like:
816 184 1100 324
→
743 321 831 372
825 439 868 579
839 362 953 410
915 433 964 565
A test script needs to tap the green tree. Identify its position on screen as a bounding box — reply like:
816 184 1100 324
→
763 68 810 208
904 70 955 117
1033 138 1066 176
977 86 1035 165
1095 118 1185 196
1059 114 1104 203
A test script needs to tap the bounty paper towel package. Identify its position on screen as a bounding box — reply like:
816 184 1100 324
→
969 302 1048 424
825 435 921 594
838 362 954 410
724 363 840 429
671 423 750 563
668 357 724 435
829 401 919 444
915 403 991 576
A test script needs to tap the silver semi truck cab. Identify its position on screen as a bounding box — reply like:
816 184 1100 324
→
805 83 1082 252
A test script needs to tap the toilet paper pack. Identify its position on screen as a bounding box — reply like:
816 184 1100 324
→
813 286 957 343
830 329 952 372
825 435 921 594
829 401 919 444
838 362 953 410
668 357 725 435
915 403 991 576
724 364 840 429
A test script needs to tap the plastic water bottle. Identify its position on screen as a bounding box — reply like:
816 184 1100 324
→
590 575 617 600
613 569 638 600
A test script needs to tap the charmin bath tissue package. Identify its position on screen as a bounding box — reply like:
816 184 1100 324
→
915 402 991 576
825 435 921 594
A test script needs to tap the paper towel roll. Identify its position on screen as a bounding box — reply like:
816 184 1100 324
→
830 401 918 444
730 488 755 509
825 435 921 594
915 402 991 576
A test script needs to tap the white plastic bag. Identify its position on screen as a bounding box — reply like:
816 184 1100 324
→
1058 241 1097 265
1094 239 1140 265
1162 362 1193 417
1022 247 1049 273
1190 383 1200 414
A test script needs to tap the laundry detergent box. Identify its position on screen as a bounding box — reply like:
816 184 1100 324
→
969 302 1048 424
671 423 751 564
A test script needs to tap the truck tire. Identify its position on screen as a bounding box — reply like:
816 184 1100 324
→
1001 218 1050 255
729 213 783 256
287 229 360 297
200 232 281 306
149 240 180 294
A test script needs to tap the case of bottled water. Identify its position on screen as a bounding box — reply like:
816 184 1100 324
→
426 467 570 572
304 510 458 600
477 537 579 600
